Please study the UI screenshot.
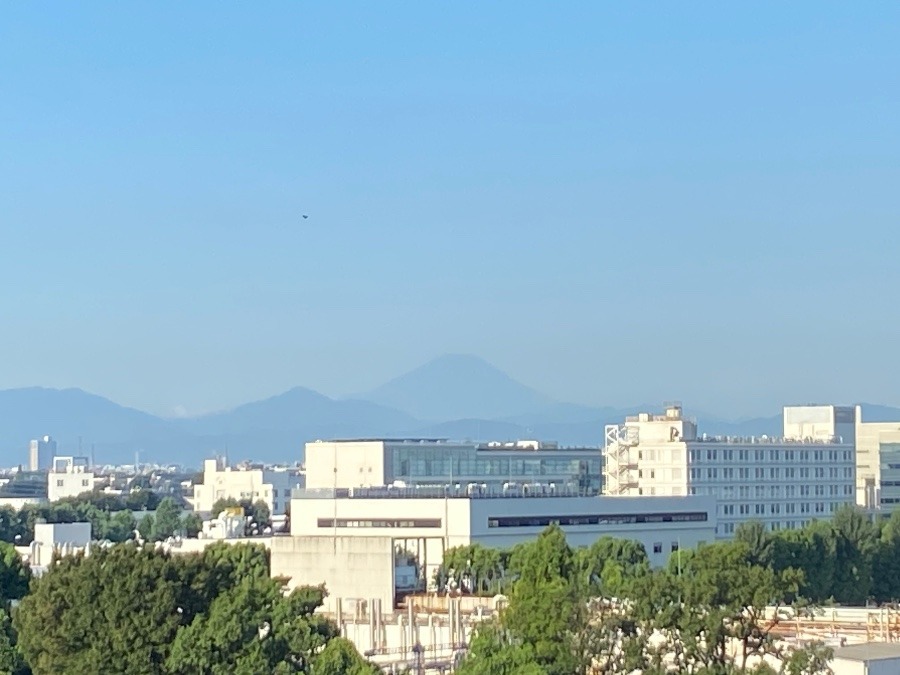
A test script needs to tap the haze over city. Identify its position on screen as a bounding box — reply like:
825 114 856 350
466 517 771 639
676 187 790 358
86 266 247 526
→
3 3 900 421
6 5 900 675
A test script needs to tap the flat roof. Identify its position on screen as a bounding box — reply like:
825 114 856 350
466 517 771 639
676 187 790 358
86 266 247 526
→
832 642 900 662
313 438 450 444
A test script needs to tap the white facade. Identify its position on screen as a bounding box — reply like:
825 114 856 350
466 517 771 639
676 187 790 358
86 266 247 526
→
47 456 95 502
305 438 602 495
830 643 900 675
28 435 57 472
290 490 716 578
855 412 900 511
27 522 93 573
782 405 857 444
191 458 301 516
603 405 856 537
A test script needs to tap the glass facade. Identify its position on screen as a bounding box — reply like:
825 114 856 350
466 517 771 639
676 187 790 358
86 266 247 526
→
388 445 602 495
880 443 900 506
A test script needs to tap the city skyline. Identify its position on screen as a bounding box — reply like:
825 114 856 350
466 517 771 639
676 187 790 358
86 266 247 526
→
3 4 899 418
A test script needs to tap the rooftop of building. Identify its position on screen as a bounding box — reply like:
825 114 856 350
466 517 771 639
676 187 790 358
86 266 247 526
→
689 434 851 445
293 484 593 500
832 641 900 662
308 438 598 452
311 438 451 444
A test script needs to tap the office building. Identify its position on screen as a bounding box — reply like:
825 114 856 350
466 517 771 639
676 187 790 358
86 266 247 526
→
275 487 716 611
47 456 95 502
190 458 302 516
854 411 900 511
304 438 602 495
28 435 57 472
603 404 856 537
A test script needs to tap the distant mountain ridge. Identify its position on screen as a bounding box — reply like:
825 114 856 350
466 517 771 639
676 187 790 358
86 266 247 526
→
355 354 558 421
1 355 898 467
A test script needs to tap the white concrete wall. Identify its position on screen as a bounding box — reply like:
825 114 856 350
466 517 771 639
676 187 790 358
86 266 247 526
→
0 497 45 510
290 494 716 569
304 441 387 490
193 463 299 515
48 471 95 501
856 418 900 509
270 535 397 612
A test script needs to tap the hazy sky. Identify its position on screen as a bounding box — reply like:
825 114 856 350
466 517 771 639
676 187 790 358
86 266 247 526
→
2 3 899 418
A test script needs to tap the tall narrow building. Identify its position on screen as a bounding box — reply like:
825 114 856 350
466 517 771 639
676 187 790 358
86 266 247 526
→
28 435 57 472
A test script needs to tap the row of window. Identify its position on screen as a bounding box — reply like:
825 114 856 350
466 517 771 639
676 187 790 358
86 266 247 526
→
486 511 708 529
55 479 91 488
721 520 814 535
690 484 853 498
392 449 601 481
689 466 852 481
652 542 680 554
317 518 443 528
688 448 852 463
721 501 839 516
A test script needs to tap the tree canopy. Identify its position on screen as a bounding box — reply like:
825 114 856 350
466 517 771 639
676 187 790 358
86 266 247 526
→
11 542 374 675
452 526 834 675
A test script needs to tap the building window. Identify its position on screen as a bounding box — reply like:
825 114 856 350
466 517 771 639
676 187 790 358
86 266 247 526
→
56 480 64 487
653 542 662 554
82 479 89 487
484 511 709 528
318 518 442 528
671 542 679 552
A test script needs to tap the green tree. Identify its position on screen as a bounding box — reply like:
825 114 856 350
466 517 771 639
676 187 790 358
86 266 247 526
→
312 637 380 675
0 543 30 602
632 540 814 674
14 545 183 674
152 497 182 541
455 622 543 675
125 489 161 512
211 498 241 518
575 536 649 597
503 524 583 675
734 520 774 566
101 510 136 543
248 500 271 530
137 514 155 542
181 512 203 538
0 508 25 545
0 606 29 675
830 505 877 604
166 579 339 674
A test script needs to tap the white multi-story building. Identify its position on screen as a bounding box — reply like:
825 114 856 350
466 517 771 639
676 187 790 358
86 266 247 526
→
305 438 602 495
29 435 57 472
275 488 716 611
191 458 302 516
603 405 856 537
854 412 900 511
47 456 95 501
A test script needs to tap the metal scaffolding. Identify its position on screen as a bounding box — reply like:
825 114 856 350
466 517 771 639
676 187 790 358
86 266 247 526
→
602 424 639 496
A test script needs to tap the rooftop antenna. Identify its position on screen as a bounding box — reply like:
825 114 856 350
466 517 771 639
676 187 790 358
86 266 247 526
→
91 443 95 469
134 449 140 473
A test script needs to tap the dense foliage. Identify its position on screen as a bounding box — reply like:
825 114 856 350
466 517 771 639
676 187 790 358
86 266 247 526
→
7 542 375 675
733 507 900 605
0 492 202 546
453 525 836 675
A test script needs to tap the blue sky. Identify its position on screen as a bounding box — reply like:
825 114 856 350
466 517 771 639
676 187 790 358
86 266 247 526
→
1 3 898 418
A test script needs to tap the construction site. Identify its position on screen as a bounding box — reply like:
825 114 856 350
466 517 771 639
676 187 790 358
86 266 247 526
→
322 597 900 674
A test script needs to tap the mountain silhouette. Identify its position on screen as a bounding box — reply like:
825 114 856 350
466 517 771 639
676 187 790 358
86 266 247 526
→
357 354 558 421
2 362 899 467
